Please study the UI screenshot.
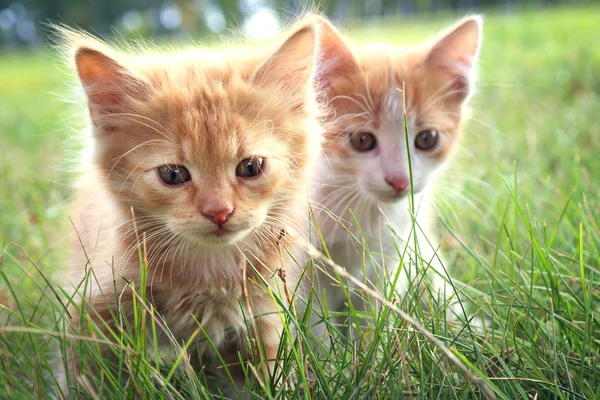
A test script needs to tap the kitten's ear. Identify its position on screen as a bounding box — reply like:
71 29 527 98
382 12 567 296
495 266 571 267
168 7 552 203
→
314 17 360 86
252 20 317 93
426 16 482 100
75 46 149 115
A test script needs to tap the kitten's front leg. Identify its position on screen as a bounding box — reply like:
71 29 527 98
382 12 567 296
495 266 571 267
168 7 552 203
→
218 310 282 398
249 310 282 379
60 284 129 399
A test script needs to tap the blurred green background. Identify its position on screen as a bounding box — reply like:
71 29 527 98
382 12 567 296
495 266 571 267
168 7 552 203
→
0 0 596 47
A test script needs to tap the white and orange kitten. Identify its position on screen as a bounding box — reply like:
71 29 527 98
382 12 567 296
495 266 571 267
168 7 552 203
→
60 19 322 395
309 17 482 329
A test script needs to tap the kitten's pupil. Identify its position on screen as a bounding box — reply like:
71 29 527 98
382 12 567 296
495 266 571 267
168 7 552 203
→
158 165 191 185
350 131 377 152
414 130 439 151
236 157 265 178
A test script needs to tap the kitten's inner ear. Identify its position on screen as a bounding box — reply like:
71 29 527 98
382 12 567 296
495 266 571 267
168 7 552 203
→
252 23 317 93
315 17 360 86
425 16 482 99
75 47 148 111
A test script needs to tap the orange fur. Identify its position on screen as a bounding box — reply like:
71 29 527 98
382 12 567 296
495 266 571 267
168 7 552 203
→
60 19 323 395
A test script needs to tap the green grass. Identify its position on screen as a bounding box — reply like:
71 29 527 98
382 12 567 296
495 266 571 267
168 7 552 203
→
1 5 600 399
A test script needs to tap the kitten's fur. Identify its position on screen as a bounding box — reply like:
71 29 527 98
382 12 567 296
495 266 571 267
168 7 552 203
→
60 20 322 395
309 17 482 333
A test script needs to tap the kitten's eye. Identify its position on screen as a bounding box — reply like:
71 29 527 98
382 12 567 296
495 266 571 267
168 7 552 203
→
414 130 439 151
236 157 265 178
349 131 377 152
157 165 191 186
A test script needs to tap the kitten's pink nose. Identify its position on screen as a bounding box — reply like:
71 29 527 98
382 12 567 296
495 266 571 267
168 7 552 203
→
385 177 409 193
202 207 234 226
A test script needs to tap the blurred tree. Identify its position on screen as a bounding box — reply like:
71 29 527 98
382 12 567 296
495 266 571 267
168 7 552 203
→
0 0 596 48
217 0 241 28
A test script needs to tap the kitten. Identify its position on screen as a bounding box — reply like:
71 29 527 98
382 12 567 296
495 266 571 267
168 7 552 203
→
308 17 482 333
59 19 322 395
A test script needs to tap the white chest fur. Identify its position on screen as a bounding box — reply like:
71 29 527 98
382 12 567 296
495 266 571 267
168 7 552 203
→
309 175 435 312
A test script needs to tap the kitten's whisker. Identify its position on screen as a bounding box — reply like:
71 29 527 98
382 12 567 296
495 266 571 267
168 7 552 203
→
310 182 359 189
328 111 372 125
425 110 505 138
314 184 361 210
356 93 376 117
415 76 462 117
329 94 373 117
115 156 153 201
121 229 170 268
104 139 169 185
363 68 378 114
145 231 178 267
244 90 289 135
328 187 363 224
434 187 487 218
309 195 361 222
328 120 375 136
154 235 183 289
416 87 471 119
154 235 187 289
110 113 171 137
119 115 178 144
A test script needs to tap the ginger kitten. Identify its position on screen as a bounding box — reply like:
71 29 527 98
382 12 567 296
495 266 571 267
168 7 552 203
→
309 17 482 331
60 20 322 395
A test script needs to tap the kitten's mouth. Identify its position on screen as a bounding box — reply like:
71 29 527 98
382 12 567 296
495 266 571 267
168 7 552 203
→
185 224 253 246
194 227 240 246
214 227 231 237
373 190 408 203
390 190 409 201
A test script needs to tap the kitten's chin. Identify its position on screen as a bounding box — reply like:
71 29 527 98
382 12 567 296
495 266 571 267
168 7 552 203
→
367 189 408 204
187 227 253 248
